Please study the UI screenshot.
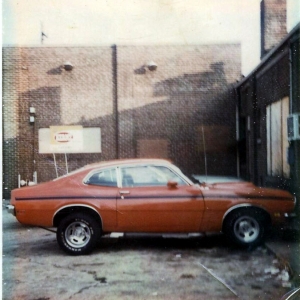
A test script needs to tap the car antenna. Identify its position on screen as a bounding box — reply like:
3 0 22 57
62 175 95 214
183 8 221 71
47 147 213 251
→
201 126 208 182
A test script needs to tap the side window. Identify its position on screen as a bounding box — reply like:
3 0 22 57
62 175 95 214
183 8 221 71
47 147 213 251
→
154 166 186 185
85 168 117 187
121 165 186 187
121 166 156 187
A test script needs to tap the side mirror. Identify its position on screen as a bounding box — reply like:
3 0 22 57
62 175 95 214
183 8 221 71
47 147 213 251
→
167 180 178 189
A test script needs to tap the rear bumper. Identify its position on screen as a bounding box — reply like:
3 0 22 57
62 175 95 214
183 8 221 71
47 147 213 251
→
6 205 16 216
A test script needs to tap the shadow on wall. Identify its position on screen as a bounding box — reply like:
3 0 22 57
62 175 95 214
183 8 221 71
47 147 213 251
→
8 61 237 189
102 61 236 175
47 66 63 75
17 84 119 183
129 62 237 175
153 62 228 97
70 61 237 176
17 87 62 183
2 137 18 199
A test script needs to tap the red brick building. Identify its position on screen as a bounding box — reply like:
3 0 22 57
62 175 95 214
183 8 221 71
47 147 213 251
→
2 44 241 197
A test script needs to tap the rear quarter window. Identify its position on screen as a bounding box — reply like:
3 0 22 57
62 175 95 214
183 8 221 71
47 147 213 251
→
85 168 117 187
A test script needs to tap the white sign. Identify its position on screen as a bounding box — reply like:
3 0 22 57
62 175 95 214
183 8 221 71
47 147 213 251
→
39 126 101 154
50 126 83 153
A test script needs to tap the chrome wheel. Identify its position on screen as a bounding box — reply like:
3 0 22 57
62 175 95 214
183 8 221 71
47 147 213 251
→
233 216 260 243
57 213 101 255
65 221 92 248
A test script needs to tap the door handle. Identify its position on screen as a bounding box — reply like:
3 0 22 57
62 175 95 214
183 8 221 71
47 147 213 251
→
119 190 130 199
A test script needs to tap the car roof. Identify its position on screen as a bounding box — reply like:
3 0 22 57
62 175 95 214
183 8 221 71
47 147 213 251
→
83 158 172 170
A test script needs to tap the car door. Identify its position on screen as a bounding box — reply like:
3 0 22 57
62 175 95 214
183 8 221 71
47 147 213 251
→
116 164 204 232
84 167 118 230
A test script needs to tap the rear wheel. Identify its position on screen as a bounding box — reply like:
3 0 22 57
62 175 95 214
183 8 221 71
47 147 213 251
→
56 213 101 255
223 209 267 248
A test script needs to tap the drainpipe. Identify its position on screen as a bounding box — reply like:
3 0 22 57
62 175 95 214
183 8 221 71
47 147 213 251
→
112 45 119 159
289 45 293 113
252 76 259 185
235 86 240 178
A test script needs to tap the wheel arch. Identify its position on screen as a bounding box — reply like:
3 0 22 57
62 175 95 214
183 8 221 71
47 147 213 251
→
53 205 103 228
222 204 272 231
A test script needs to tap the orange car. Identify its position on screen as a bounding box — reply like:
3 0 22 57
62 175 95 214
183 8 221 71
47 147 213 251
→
7 159 296 255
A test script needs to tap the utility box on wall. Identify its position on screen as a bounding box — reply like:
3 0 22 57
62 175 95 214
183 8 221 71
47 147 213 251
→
287 113 300 141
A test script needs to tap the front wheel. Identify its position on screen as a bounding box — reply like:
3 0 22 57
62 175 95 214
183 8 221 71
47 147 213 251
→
223 209 267 248
57 213 101 255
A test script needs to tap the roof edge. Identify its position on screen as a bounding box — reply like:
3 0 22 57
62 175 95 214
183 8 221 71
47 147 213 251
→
236 22 300 88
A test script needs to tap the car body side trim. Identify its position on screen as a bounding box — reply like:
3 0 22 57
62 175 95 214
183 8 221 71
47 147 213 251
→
15 194 291 201
15 196 117 201
204 194 293 201
16 195 202 201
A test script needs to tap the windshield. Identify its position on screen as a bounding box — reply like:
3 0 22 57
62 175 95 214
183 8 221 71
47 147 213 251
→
184 173 201 184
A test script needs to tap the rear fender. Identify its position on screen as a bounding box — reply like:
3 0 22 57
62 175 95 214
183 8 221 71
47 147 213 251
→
53 204 102 228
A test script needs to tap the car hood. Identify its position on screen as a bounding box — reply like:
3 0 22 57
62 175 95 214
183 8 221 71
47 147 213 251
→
201 181 294 201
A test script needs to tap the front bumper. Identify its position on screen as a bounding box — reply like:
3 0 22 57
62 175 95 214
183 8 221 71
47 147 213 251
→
6 205 16 216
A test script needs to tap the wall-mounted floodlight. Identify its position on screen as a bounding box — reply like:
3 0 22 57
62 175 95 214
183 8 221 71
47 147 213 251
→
147 61 157 71
64 62 73 71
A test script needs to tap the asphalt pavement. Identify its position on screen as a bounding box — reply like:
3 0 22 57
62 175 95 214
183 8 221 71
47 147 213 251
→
3 198 300 295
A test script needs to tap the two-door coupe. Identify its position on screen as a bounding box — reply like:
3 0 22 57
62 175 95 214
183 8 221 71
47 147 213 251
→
8 159 296 255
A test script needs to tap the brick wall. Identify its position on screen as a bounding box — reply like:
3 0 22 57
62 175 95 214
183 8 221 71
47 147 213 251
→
2 48 23 198
261 0 287 57
117 45 241 175
2 44 241 196
3 46 116 193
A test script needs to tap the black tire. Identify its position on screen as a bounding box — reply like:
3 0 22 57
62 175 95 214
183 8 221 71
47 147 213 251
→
223 209 267 248
56 213 101 255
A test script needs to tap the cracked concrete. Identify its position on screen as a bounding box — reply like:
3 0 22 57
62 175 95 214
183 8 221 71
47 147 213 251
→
2 208 296 300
